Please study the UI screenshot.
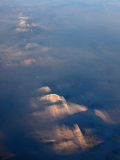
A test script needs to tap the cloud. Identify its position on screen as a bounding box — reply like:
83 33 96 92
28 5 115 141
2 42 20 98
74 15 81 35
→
16 14 51 33
17 16 29 20
94 108 120 124
53 124 87 152
20 55 63 67
1 45 53 67
24 43 51 53
54 124 101 153
15 28 30 33
35 86 51 94
94 109 112 123
39 94 67 103
16 15 32 33
35 124 101 154
31 92 88 119
26 86 103 154
22 58 36 65
24 43 39 49
31 23 51 31
17 19 30 28
40 47 51 52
